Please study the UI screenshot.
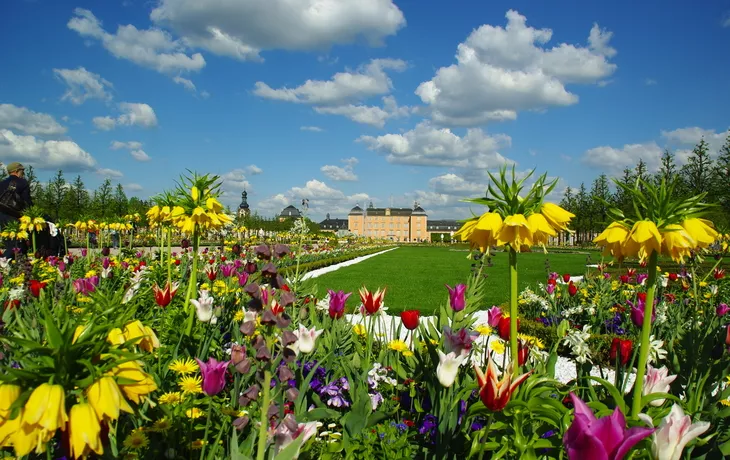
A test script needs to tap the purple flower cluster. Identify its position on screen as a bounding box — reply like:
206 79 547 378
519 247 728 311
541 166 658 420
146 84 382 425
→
304 361 351 408
604 312 626 335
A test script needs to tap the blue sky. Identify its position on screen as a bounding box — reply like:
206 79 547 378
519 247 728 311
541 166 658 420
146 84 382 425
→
1 0 729 221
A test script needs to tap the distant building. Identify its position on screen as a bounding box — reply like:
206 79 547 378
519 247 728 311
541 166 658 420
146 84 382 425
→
278 205 302 222
427 219 461 241
347 202 428 242
237 190 250 218
318 213 348 232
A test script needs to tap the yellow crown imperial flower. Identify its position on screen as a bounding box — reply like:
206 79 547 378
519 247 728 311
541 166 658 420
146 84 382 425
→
69 403 103 458
527 213 557 247
540 202 575 231
191 186 200 201
660 224 695 263
681 218 718 248
593 222 631 259
22 383 68 433
111 361 158 404
87 377 134 421
497 214 533 251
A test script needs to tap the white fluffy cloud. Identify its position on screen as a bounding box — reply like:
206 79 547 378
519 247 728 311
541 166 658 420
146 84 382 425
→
173 76 196 92
255 60 410 127
358 122 512 168
68 8 205 74
96 167 124 178
257 179 372 220
110 140 151 161
581 126 730 175
94 103 159 130
415 10 617 126
429 173 486 196
124 183 144 192
246 165 263 175
321 157 358 181
53 67 113 105
581 142 664 175
255 59 406 105
220 169 252 192
300 126 323 132
0 104 66 136
149 0 405 60
0 129 96 170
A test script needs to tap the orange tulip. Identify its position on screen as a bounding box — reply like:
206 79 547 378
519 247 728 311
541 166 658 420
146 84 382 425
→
474 356 531 411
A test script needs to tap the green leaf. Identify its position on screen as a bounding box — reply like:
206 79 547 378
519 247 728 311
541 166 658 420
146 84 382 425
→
586 376 627 414
272 434 307 460
44 314 64 349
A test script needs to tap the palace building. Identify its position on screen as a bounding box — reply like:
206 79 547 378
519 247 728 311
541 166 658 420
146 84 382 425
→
347 202 429 242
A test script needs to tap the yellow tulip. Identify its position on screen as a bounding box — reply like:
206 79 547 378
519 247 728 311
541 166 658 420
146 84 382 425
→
107 328 126 346
112 361 157 404
593 222 631 258
540 202 575 231
69 403 103 458
628 220 662 260
661 224 695 263
681 218 719 248
497 214 533 250
0 384 21 420
22 383 68 432
87 377 133 421
526 213 556 246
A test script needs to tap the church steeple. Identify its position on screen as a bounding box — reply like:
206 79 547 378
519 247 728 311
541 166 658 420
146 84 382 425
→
237 189 250 218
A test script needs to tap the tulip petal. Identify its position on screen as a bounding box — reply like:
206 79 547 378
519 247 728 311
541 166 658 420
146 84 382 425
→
613 426 655 460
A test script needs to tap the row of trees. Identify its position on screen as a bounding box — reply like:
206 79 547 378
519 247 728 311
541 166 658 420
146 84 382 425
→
560 135 730 244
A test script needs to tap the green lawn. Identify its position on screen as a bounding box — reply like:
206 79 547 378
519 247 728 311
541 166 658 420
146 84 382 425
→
310 246 591 315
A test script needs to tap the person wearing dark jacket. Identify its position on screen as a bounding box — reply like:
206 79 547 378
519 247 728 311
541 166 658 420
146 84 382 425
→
0 162 33 257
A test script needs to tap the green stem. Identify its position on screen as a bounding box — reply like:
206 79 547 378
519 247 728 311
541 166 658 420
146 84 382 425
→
509 247 519 373
167 227 173 286
199 396 213 460
631 250 658 417
256 370 272 460
32 231 36 255
184 229 200 336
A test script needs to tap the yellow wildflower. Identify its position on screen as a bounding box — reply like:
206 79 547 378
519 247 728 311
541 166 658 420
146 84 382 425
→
178 375 203 394
489 340 505 354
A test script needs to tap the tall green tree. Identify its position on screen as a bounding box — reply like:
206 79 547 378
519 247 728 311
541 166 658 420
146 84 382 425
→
63 175 89 221
681 139 714 198
93 179 114 219
112 183 129 216
44 170 67 221
656 149 678 185
589 174 611 232
711 134 730 228
612 167 635 215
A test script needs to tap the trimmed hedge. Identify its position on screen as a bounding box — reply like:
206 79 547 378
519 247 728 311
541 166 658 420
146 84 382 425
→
279 247 393 278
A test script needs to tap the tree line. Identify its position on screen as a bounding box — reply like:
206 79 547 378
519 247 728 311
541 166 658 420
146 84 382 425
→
559 134 730 245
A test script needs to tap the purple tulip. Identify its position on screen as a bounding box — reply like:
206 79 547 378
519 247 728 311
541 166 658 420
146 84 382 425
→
443 326 478 356
628 299 655 328
636 273 648 285
445 284 467 312
220 263 236 278
546 283 556 295
195 357 231 396
102 257 111 270
717 303 730 317
486 306 502 327
238 272 249 287
564 393 654 460
81 249 87 257
327 289 351 319
603 273 611 280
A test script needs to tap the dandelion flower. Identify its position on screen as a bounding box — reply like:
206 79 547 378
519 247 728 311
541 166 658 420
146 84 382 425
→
190 439 206 449
388 339 409 353
178 375 203 395
186 408 203 419
151 418 172 432
475 325 493 336
489 340 506 355
169 358 199 375
158 392 183 406
123 430 149 450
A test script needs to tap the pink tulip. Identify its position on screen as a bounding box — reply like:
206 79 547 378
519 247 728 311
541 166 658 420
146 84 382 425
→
717 303 730 317
564 392 654 459
487 306 503 327
195 357 231 396
445 284 466 311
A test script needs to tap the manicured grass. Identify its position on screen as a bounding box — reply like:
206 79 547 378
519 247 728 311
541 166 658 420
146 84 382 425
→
311 246 591 316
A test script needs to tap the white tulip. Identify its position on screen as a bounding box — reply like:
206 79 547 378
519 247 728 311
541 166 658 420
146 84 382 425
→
652 404 710 460
436 350 467 388
294 325 323 353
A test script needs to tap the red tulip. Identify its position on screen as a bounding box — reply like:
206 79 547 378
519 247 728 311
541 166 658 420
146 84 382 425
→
359 286 386 315
568 282 578 297
668 273 678 282
153 281 179 307
637 292 647 303
620 275 630 284
498 316 519 340
714 268 725 280
517 340 529 366
474 356 531 411
626 268 636 277
609 338 633 366
401 310 420 330
547 278 557 286
562 273 571 283
29 280 46 298
206 266 217 281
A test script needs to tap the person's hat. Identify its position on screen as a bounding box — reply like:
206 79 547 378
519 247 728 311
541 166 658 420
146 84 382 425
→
6 162 24 173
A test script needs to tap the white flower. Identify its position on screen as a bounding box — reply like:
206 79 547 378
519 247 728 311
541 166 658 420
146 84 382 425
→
191 290 215 322
709 285 719 296
0 257 9 271
643 364 678 406
652 404 710 460
647 335 667 365
294 325 323 353
47 222 58 237
562 325 592 364
436 350 467 388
